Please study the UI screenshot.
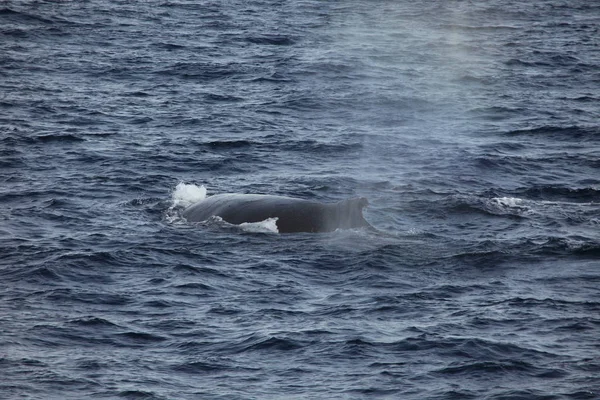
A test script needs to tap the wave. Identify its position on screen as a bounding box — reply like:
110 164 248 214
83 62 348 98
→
224 334 306 354
36 133 86 143
526 237 600 258
0 7 56 25
116 331 168 343
512 185 600 203
173 360 254 374
245 34 296 46
341 335 556 362
201 139 253 149
116 390 164 399
423 186 600 222
410 194 531 219
442 23 520 32
249 72 294 83
203 92 244 102
66 317 120 328
178 137 363 156
505 125 599 141
467 106 526 121
151 42 187 51
154 62 242 80
434 360 566 378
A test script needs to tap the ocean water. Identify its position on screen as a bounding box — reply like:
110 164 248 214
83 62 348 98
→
1 0 599 399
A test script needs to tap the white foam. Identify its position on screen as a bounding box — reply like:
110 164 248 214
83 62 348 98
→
172 182 207 209
239 217 279 234
164 182 207 224
491 197 524 208
488 196 535 216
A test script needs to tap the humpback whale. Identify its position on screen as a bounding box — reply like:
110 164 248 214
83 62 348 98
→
181 194 371 233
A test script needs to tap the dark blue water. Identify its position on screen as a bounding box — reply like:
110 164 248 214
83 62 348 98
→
1 1 599 398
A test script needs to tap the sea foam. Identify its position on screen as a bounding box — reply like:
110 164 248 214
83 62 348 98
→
172 182 207 209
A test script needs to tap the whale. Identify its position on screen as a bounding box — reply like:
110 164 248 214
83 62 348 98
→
181 193 371 233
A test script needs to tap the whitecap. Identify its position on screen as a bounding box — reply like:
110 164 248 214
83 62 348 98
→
172 182 207 209
165 182 207 224
491 197 524 208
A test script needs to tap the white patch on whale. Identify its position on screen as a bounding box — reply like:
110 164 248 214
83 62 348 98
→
239 217 279 233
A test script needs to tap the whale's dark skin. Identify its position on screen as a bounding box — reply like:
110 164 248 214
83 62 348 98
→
182 194 371 233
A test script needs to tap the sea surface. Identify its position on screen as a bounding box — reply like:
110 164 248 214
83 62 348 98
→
1 1 599 399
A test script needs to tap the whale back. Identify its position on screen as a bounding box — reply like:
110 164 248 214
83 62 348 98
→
182 194 370 233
